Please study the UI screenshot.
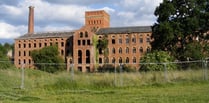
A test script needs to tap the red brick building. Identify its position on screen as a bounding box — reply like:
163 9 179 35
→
14 6 152 72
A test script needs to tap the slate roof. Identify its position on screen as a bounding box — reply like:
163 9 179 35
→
15 31 74 40
96 26 152 35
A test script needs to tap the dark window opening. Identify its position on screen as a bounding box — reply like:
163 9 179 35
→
39 43 42 48
85 31 88 37
119 57 122 63
19 51 21 56
82 40 86 45
29 44 31 48
112 58 115 63
45 43 47 46
61 50 64 56
99 58 102 64
34 43 36 48
126 57 129 63
126 47 129 53
99 48 103 54
24 44 26 48
105 57 109 63
126 38 129 44
133 47 136 53
78 50 82 64
61 42 64 47
112 48 115 54
140 47 143 53
86 50 90 64
112 39 115 44
132 38 136 43
87 40 91 45
78 40 81 45
147 38 150 42
80 32 83 38
133 57 136 63
19 44 21 48
24 51 26 56
139 38 143 43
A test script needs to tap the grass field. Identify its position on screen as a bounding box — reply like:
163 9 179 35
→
0 68 209 103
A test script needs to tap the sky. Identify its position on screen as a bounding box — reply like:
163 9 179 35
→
0 0 162 44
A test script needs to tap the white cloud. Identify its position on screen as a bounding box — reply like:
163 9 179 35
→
0 22 27 39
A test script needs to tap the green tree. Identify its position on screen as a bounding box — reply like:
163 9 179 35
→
140 51 176 71
31 45 65 73
152 0 209 60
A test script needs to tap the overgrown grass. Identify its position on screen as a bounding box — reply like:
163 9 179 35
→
0 68 208 103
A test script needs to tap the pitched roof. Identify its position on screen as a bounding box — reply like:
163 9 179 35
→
15 31 74 40
96 26 152 34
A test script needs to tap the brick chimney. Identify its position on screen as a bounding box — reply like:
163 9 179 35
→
28 6 34 34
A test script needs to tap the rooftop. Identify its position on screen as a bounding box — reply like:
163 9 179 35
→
15 31 74 40
96 26 152 35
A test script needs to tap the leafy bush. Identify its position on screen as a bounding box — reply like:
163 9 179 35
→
140 51 177 71
31 45 65 73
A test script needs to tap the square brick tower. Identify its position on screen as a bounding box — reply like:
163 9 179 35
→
85 10 110 30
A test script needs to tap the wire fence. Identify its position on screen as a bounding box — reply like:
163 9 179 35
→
0 60 208 88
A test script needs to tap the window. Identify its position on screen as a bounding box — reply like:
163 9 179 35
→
24 51 26 56
87 40 91 45
132 38 136 43
18 44 21 48
82 40 86 45
126 57 129 63
45 43 47 46
19 59 21 65
39 43 42 48
133 47 136 53
24 44 26 48
133 57 136 63
126 47 129 53
29 43 31 48
61 50 64 56
78 50 82 64
119 39 122 44
61 42 64 47
80 32 83 38
99 58 102 64
34 43 36 48
78 40 81 45
119 57 122 64
29 51 31 56
139 38 143 43
19 51 21 56
50 43 52 46
112 39 115 44
29 59 31 64
85 31 88 37
139 47 143 53
126 38 129 44
112 57 116 63
86 50 90 64
112 48 116 54
147 38 150 43
119 47 122 54
99 48 103 54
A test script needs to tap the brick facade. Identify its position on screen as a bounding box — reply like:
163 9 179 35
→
14 7 152 72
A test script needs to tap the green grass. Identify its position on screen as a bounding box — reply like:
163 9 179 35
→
0 68 208 103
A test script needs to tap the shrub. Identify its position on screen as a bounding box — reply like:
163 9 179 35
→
140 51 177 71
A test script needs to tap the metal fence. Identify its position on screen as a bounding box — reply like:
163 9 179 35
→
0 60 208 88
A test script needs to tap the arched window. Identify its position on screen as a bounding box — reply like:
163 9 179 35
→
78 50 82 64
112 57 116 63
80 32 83 38
133 47 136 53
119 57 122 63
99 58 102 64
119 47 122 54
85 31 88 37
133 57 136 63
86 50 90 64
126 47 129 53
139 47 143 53
112 48 116 54
126 57 129 63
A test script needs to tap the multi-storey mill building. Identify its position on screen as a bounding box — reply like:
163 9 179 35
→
14 6 152 72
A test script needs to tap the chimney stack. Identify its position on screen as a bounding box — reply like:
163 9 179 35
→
28 6 34 34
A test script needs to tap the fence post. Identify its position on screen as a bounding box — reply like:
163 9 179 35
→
20 62 25 89
120 63 123 87
114 63 117 86
71 63 74 81
204 60 208 81
164 63 168 82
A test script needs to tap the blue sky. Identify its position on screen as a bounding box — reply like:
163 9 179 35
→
0 0 162 44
